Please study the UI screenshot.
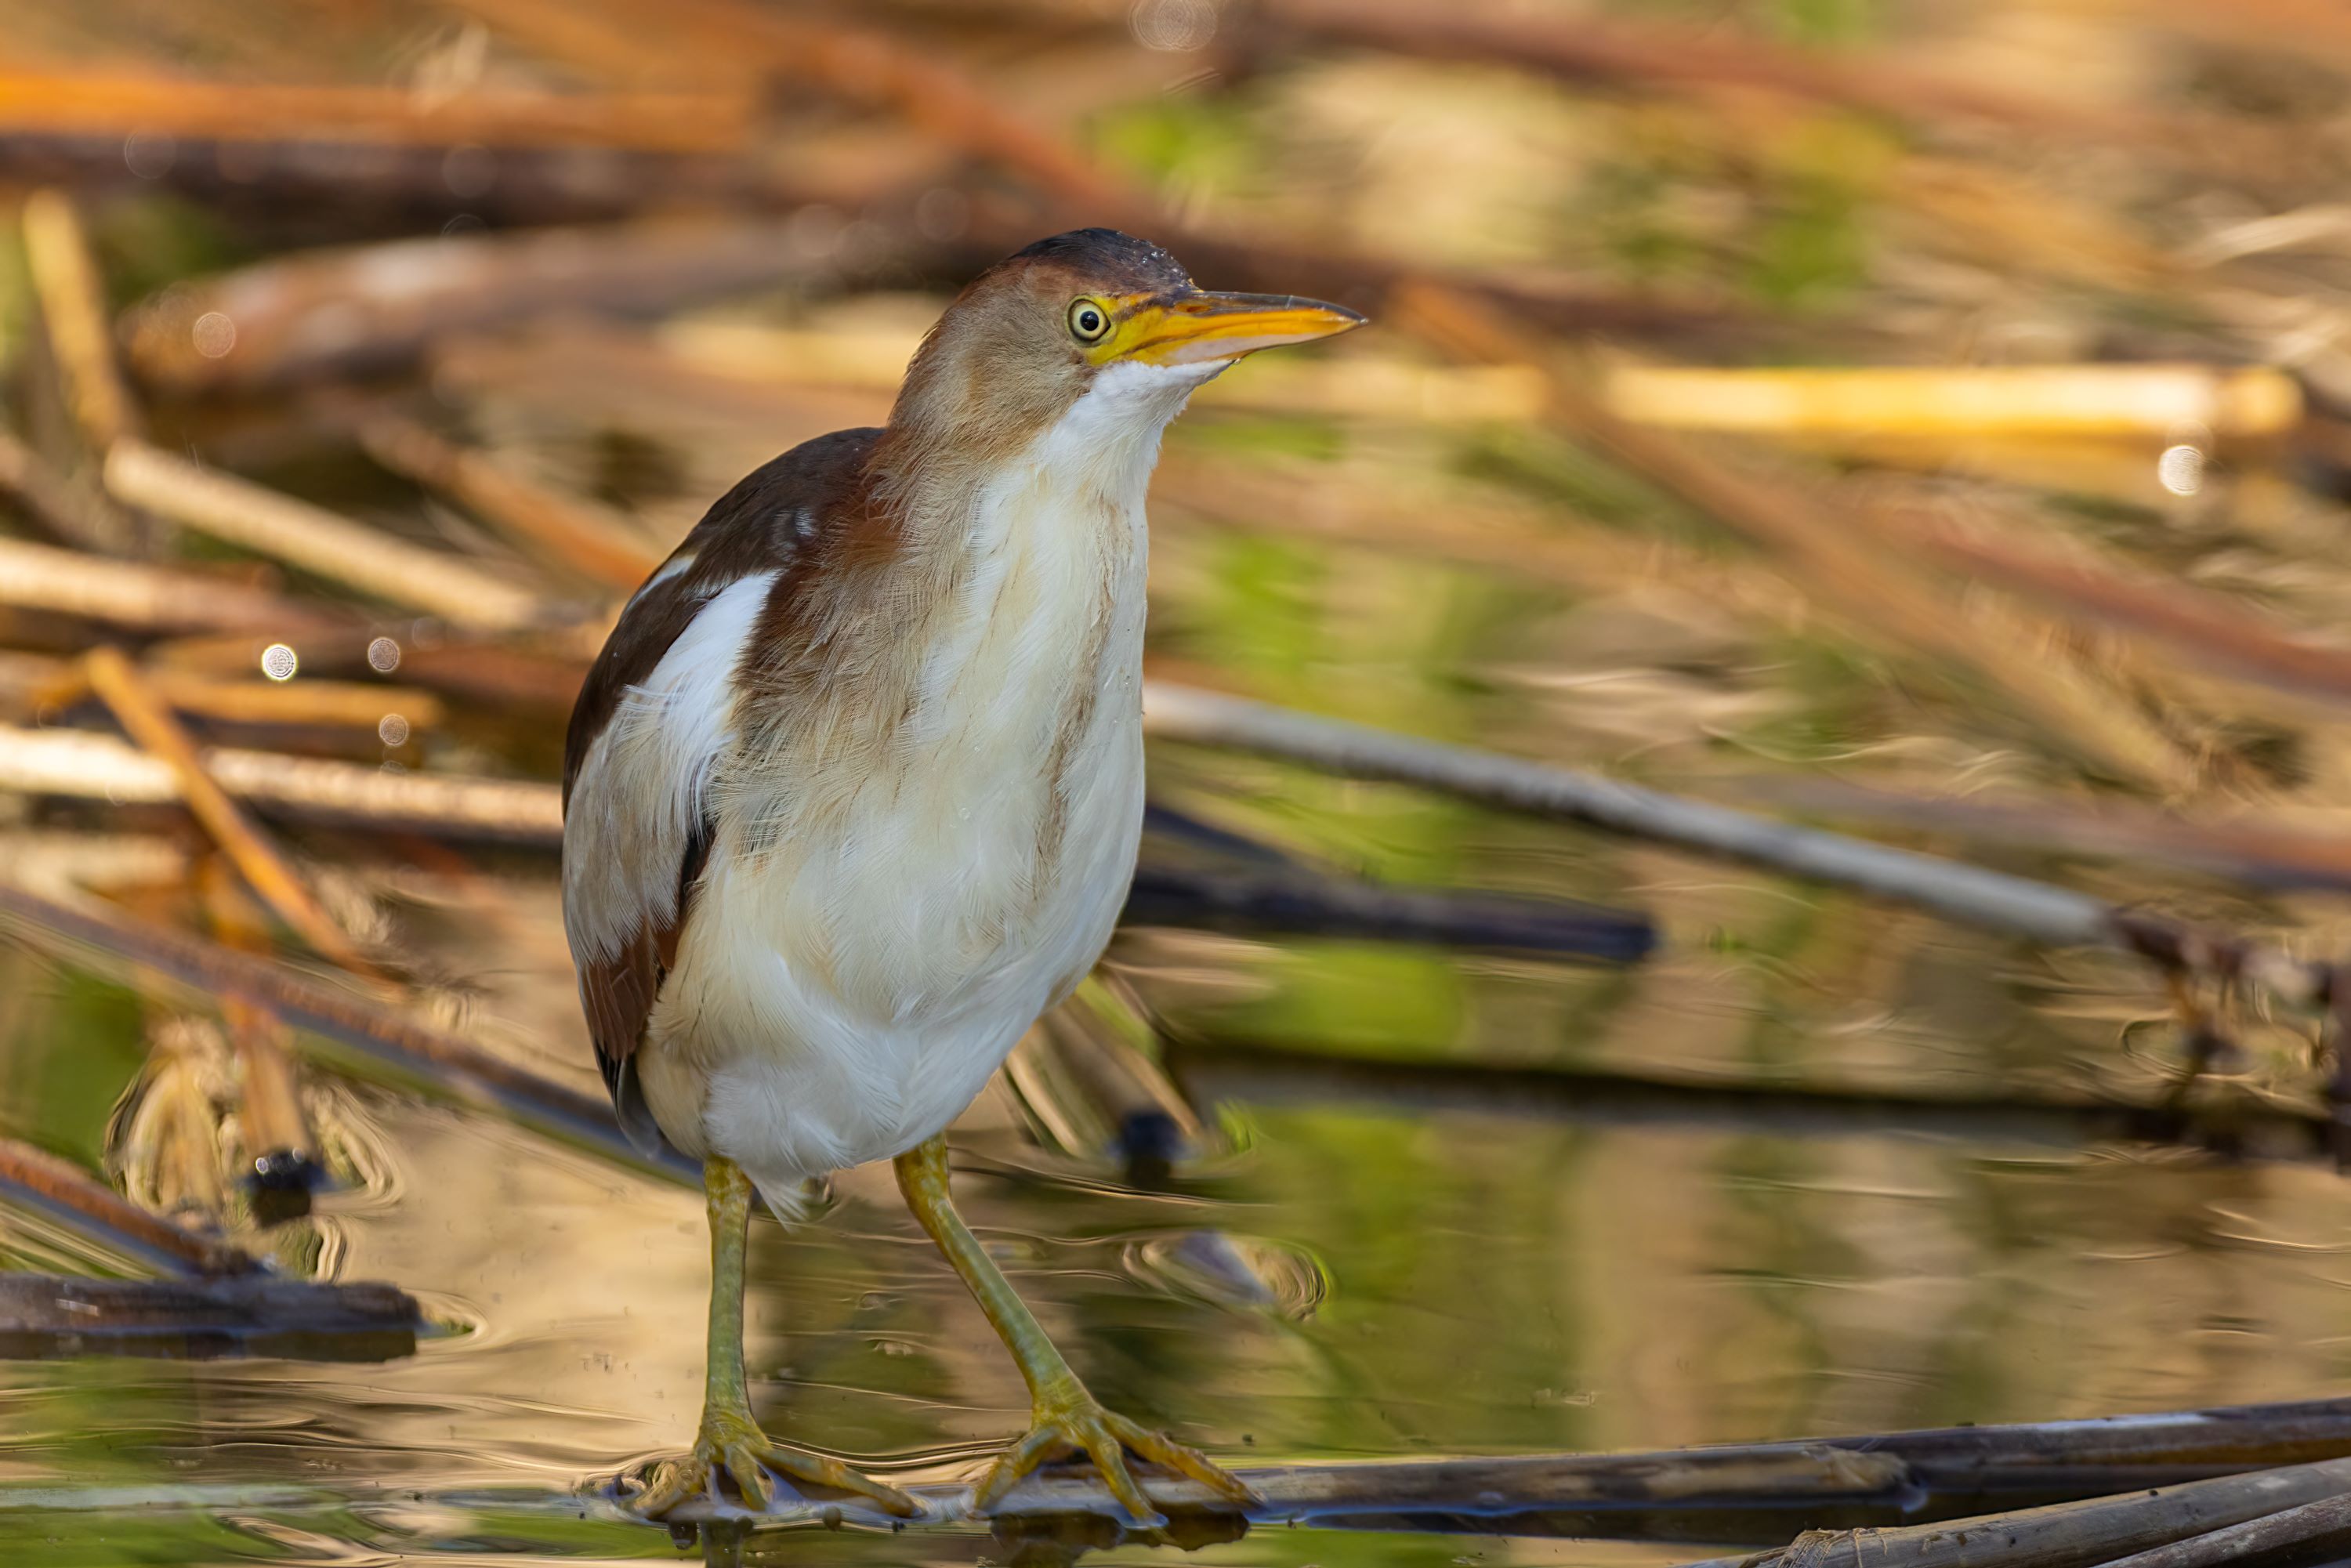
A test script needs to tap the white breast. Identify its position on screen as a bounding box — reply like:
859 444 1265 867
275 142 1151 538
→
642 360 1210 1195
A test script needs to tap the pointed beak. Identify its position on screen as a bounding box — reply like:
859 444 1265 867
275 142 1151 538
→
1121 291 1367 367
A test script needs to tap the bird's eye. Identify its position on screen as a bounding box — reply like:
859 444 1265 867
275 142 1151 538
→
1067 299 1111 343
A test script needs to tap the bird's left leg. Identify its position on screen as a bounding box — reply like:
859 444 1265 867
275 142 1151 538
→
626 1156 919 1520
892 1135 1259 1526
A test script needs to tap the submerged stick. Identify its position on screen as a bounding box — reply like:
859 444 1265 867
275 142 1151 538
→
0 1273 420 1362
0 1137 256 1276
662 1394 2351 1534
1139 682 2325 1008
1709 1457 2351 1568
2096 1493 2351 1568
103 438 550 631
84 648 382 982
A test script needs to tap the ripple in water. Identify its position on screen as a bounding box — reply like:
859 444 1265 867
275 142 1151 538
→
1124 1229 1328 1320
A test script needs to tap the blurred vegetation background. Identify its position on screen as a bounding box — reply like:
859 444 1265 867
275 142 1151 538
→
9 1 2351 1563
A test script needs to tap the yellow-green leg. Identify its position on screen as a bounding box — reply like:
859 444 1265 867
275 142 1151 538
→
627 1157 918 1519
892 1135 1259 1526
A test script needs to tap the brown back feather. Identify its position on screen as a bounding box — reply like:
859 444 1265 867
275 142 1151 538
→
561 428 882 1146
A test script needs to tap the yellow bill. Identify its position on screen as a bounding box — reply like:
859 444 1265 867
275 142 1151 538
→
1103 290 1366 367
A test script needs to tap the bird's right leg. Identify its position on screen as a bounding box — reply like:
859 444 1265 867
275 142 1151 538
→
625 1156 919 1519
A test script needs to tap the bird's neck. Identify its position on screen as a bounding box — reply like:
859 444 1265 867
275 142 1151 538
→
875 358 1201 558
727 365 1199 840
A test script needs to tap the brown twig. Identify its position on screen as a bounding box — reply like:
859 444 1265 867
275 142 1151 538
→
353 412 661 593
120 216 937 395
83 646 383 982
0 429 136 552
21 189 141 456
0 71 755 155
103 437 552 631
0 1273 420 1362
0 1135 257 1276
451 0 1145 220
0 132 832 232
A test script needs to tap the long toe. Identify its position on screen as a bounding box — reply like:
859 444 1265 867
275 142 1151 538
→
974 1425 1067 1512
1098 1410 1262 1507
713 1437 777 1512
762 1447 923 1519
1071 1414 1167 1529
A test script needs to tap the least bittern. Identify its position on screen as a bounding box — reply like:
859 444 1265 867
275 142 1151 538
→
560 230 1361 1525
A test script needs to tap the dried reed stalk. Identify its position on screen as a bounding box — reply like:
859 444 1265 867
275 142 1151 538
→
21 189 140 456
355 413 661 592
0 723 564 842
104 438 550 631
0 535 329 632
84 647 382 981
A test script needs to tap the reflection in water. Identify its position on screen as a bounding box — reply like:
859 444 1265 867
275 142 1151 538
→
6 889 2351 1563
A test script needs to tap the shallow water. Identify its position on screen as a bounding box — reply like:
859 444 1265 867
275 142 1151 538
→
5 759 2350 1567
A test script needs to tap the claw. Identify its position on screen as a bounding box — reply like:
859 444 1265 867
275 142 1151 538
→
974 1394 1259 1527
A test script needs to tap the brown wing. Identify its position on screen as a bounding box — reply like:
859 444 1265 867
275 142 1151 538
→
560 428 882 1152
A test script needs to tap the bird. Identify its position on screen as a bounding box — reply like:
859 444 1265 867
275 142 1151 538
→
560 228 1363 1526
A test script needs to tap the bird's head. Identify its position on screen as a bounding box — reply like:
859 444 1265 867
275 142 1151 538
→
883 229 1364 490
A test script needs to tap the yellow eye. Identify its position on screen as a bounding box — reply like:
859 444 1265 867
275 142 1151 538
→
1067 298 1111 343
